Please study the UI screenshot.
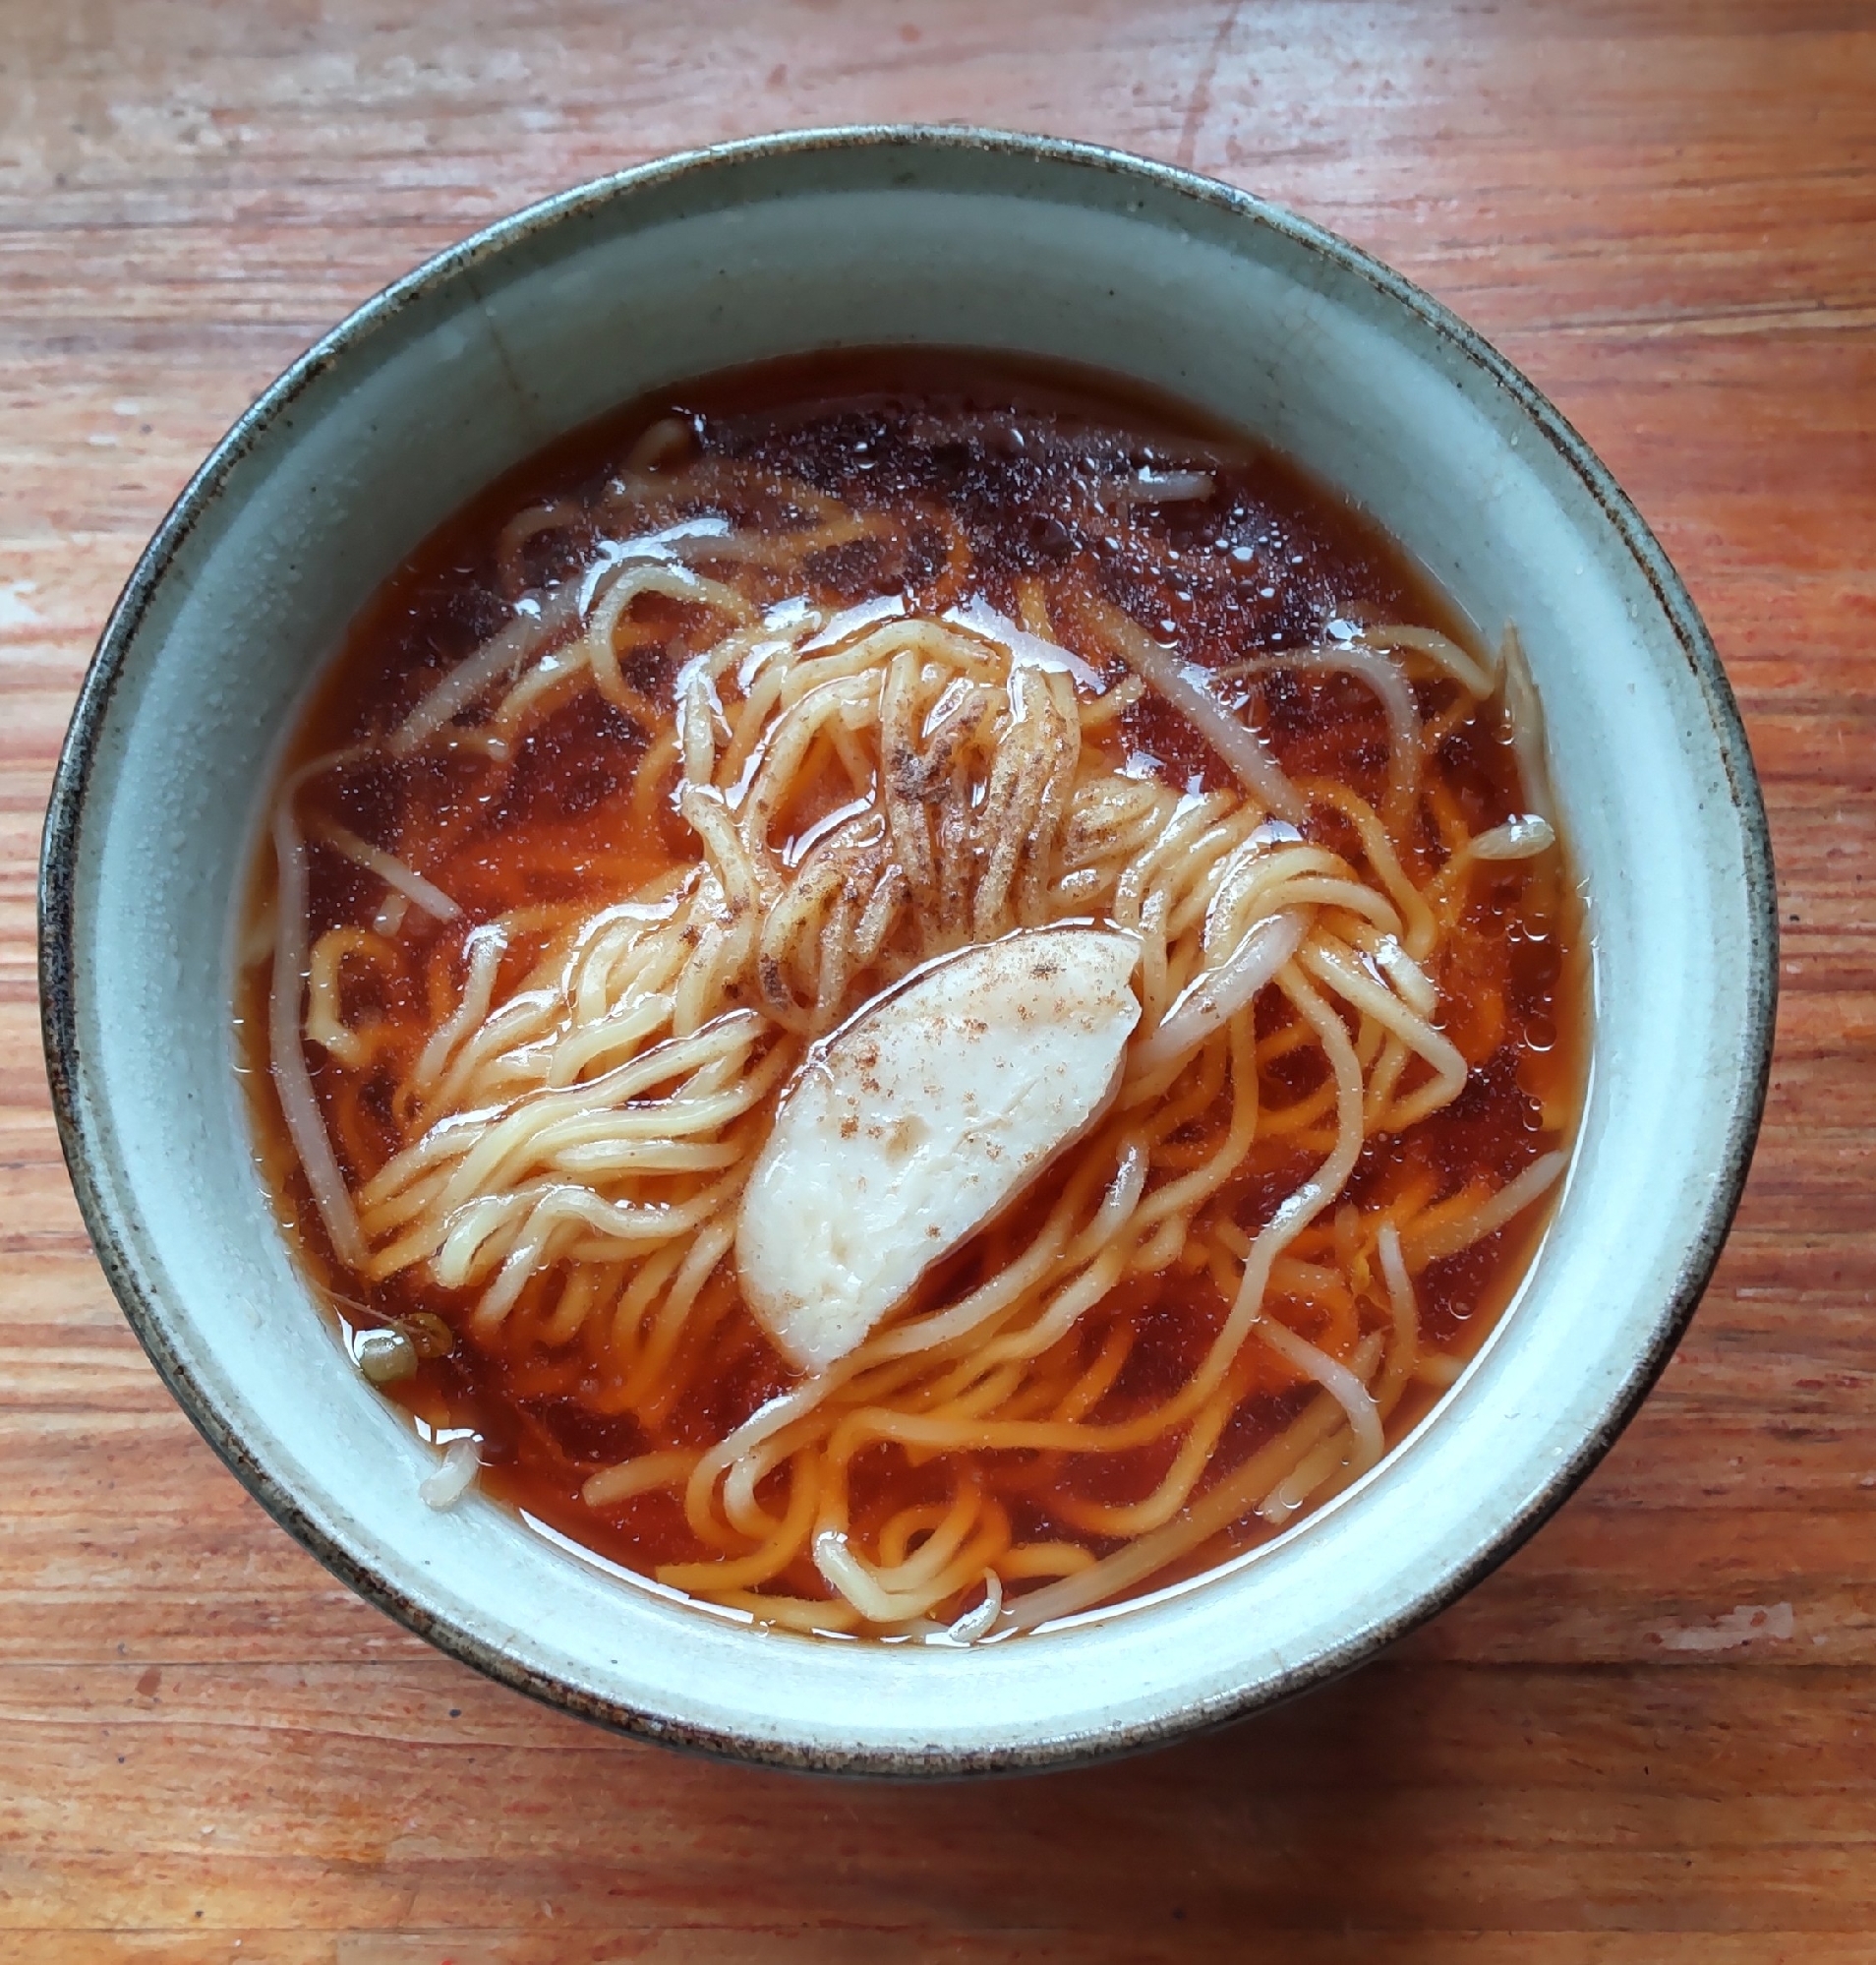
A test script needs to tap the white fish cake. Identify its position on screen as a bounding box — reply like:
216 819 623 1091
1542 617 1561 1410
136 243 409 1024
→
736 926 1143 1371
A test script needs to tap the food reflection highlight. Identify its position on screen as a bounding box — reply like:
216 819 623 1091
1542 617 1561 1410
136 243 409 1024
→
247 368 1577 1642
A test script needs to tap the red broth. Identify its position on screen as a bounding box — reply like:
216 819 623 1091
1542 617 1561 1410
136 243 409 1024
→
237 350 1584 1629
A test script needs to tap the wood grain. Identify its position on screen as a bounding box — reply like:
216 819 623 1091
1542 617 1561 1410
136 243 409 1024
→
2 0 1873 1957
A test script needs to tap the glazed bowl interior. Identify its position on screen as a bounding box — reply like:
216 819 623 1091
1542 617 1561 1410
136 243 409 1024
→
43 129 1772 1774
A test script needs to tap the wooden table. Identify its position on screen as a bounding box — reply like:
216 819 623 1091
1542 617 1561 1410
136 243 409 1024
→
3 2 1871 1957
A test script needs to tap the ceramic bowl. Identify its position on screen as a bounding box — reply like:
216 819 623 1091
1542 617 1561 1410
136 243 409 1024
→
40 127 1775 1775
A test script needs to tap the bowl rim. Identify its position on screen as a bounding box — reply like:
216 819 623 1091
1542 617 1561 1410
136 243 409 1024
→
38 122 1778 1777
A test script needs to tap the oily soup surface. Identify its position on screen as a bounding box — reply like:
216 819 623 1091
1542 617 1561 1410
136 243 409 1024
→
239 351 1582 1640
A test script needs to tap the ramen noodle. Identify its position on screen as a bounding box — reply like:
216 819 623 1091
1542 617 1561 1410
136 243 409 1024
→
238 351 1583 1641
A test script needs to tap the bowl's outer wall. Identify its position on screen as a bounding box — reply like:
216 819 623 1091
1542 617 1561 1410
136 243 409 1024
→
41 129 1774 1775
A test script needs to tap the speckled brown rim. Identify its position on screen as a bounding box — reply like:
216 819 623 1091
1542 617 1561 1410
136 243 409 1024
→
38 125 1777 1779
